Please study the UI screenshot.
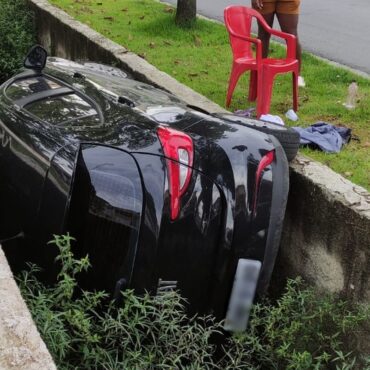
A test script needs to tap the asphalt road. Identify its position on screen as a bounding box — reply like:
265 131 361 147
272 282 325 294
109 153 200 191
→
164 0 370 74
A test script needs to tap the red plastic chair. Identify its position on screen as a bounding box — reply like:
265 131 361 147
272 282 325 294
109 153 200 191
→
224 6 299 118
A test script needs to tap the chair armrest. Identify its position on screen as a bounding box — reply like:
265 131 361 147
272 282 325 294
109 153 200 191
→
227 29 262 61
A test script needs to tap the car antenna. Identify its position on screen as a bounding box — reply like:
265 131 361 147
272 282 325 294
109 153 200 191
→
23 45 48 72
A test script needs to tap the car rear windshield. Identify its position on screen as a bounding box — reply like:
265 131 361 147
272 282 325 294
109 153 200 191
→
6 76 101 126
25 94 100 125
6 77 62 100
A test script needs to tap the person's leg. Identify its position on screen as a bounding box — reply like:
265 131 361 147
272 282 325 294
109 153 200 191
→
275 12 302 72
257 12 275 58
252 0 276 57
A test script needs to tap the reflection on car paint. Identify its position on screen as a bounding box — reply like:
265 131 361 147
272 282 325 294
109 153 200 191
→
0 54 289 331
26 94 98 125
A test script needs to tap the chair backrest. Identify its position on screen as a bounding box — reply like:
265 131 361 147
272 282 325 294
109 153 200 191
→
224 6 263 59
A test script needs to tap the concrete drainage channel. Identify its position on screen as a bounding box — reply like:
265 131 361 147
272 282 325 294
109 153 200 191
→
0 247 56 369
1 0 368 364
278 157 370 300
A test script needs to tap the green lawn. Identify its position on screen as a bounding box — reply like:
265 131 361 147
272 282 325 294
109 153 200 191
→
51 0 370 191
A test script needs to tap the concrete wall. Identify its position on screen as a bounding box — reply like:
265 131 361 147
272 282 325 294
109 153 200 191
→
0 247 56 369
27 0 370 302
277 157 370 301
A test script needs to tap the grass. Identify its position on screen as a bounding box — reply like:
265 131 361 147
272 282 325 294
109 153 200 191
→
50 0 370 191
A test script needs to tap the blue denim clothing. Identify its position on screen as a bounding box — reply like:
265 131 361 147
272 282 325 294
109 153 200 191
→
293 122 351 153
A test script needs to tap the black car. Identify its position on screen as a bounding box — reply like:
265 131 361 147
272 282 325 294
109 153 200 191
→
0 46 297 331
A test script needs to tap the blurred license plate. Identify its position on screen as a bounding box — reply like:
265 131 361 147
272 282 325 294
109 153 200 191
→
224 259 261 332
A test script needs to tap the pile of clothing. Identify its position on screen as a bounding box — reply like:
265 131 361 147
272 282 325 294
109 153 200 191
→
292 122 352 153
234 109 352 153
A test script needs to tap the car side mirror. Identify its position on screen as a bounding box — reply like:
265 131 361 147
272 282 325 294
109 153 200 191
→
24 45 47 71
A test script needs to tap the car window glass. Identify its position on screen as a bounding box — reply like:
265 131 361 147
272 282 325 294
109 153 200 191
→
6 77 62 100
26 93 99 125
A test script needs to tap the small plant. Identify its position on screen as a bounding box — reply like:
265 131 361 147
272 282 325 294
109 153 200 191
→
0 0 36 81
18 234 224 369
18 235 370 369
227 278 370 369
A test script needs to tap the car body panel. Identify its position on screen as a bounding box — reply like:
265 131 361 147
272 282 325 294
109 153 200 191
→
0 57 289 324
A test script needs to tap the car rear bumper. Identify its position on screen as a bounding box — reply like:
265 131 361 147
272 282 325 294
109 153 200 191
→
223 139 289 330
256 138 289 294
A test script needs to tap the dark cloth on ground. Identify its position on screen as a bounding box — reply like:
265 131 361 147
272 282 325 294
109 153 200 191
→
292 122 351 153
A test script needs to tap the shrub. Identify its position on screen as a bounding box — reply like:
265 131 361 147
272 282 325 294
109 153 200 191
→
227 278 370 369
0 0 36 81
18 234 224 370
18 234 370 369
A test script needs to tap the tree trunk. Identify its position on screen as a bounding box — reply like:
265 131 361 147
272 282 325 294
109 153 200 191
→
176 0 196 27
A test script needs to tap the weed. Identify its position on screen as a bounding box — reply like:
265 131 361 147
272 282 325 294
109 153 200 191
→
227 278 370 369
0 0 36 81
18 235 370 369
19 234 223 369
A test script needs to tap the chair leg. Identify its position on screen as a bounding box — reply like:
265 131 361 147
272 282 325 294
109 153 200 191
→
248 70 257 102
292 70 298 112
226 63 246 107
256 72 264 118
257 71 275 118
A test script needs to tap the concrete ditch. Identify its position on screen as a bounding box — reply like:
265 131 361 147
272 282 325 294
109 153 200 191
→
25 0 370 301
0 247 56 369
0 0 366 364
277 156 370 301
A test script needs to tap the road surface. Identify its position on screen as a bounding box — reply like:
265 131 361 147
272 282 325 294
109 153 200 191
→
164 0 370 74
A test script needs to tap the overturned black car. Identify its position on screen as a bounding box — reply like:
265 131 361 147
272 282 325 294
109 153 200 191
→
0 46 299 331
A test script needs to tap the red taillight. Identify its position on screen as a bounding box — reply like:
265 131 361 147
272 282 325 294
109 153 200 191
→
253 150 275 216
157 126 194 220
